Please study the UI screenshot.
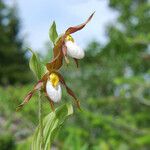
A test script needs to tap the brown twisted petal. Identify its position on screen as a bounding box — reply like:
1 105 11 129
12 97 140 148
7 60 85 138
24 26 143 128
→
46 50 63 71
46 35 65 71
62 44 70 64
41 72 50 82
53 36 64 57
62 44 67 56
65 12 95 35
54 71 81 110
16 80 43 111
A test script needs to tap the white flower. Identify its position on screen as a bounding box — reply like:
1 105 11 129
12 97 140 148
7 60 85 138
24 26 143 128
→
46 73 62 103
65 35 84 59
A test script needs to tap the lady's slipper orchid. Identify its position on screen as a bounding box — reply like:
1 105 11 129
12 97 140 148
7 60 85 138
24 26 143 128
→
17 71 80 111
46 12 95 71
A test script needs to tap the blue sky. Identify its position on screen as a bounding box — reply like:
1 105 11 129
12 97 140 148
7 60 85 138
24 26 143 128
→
6 0 118 53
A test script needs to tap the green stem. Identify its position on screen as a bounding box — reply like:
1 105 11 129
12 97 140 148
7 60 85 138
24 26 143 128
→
39 91 44 149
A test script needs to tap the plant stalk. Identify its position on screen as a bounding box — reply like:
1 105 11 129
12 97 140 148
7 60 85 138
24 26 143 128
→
39 91 44 149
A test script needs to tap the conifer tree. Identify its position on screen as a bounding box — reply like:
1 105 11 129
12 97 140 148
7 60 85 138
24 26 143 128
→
0 0 30 85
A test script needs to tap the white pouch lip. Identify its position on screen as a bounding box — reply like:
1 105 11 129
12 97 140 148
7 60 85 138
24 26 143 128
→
65 41 85 59
46 80 62 103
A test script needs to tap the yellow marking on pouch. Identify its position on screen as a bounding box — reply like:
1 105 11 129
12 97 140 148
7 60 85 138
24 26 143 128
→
49 73 59 87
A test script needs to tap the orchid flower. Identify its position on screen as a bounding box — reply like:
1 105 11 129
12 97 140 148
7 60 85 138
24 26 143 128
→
17 71 80 111
16 12 94 111
46 12 95 70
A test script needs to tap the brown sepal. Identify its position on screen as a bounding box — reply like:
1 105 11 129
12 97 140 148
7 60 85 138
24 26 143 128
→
46 36 65 71
46 50 63 71
54 72 81 110
62 44 70 64
62 44 67 56
65 12 95 35
16 80 43 111
33 80 43 91
16 92 33 111
53 36 64 57
41 72 50 82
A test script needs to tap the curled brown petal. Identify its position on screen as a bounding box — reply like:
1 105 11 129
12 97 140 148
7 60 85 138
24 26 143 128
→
33 80 44 91
41 72 50 82
16 80 43 111
62 44 67 56
62 44 70 64
46 36 65 72
16 92 33 111
65 12 95 35
53 36 64 57
54 71 81 110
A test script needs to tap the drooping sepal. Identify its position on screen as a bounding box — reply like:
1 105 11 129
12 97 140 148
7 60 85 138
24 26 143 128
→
16 80 43 111
55 72 81 110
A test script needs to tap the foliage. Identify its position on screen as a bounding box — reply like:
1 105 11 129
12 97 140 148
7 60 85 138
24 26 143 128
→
16 138 31 150
0 133 16 150
32 103 73 150
0 0 31 85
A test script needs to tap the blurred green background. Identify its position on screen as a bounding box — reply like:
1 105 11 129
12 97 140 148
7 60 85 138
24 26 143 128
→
0 0 150 149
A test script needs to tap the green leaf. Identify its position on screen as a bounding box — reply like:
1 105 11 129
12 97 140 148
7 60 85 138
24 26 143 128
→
28 48 47 79
49 21 58 45
31 103 73 150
